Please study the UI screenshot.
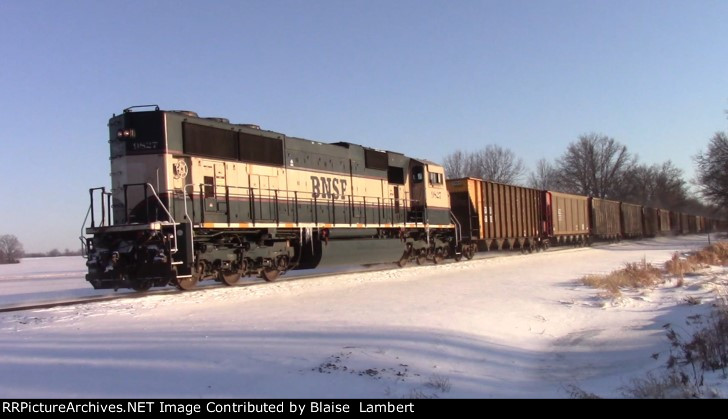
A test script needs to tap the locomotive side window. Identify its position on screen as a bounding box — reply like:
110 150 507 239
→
412 166 424 183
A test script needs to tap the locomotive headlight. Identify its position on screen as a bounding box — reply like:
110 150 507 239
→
116 129 136 139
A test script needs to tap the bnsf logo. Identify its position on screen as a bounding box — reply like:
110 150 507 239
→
311 176 348 200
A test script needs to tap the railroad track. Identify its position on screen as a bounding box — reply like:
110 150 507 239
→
0 244 593 314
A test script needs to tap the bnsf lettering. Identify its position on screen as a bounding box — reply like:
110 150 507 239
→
311 176 347 199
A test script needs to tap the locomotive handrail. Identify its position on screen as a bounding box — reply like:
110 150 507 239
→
122 183 179 254
187 184 422 228
144 183 179 255
450 211 461 247
123 104 160 113
81 187 114 258
180 183 196 262
181 183 195 223
79 203 92 258
88 187 111 228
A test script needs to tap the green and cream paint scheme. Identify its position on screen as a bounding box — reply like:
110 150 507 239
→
84 107 457 291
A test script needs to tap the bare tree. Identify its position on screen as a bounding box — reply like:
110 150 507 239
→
442 150 469 179
527 158 559 190
442 145 526 184
470 145 527 184
554 133 635 198
694 132 728 208
651 161 689 209
0 234 24 264
619 161 688 209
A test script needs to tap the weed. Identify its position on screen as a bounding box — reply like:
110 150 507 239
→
581 258 662 296
563 384 601 399
425 374 451 393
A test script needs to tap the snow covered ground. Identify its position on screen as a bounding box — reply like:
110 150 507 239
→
0 256 134 307
0 235 725 398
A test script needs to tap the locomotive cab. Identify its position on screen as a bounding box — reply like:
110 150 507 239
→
408 159 449 225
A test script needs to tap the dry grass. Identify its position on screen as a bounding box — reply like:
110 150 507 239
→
582 258 663 297
664 242 728 279
620 371 695 399
583 242 728 297
593 242 728 397
664 252 699 278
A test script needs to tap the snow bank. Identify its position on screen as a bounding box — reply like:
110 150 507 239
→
0 235 724 398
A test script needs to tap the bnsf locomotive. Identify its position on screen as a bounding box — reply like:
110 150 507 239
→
82 106 458 291
83 106 721 292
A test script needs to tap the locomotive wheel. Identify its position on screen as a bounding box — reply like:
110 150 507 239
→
261 268 279 282
433 248 444 264
415 250 426 265
176 275 198 290
464 245 475 260
220 270 241 286
220 260 245 286
397 253 409 267
177 261 203 290
397 248 412 268
131 279 152 292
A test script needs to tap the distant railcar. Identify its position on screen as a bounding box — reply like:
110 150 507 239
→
546 191 589 245
681 213 691 235
643 207 659 237
621 203 644 238
590 198 621 241
658 209 671 234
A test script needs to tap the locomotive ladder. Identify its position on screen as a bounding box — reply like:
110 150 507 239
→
450 211 462 247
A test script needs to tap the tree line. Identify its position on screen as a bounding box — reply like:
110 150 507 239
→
443 129 727 218
0 234 83 264
0 234 24 264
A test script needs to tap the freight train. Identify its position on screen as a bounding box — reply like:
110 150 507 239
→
81 106 721 291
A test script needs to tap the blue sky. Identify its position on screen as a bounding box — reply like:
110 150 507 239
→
1 0 726 252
